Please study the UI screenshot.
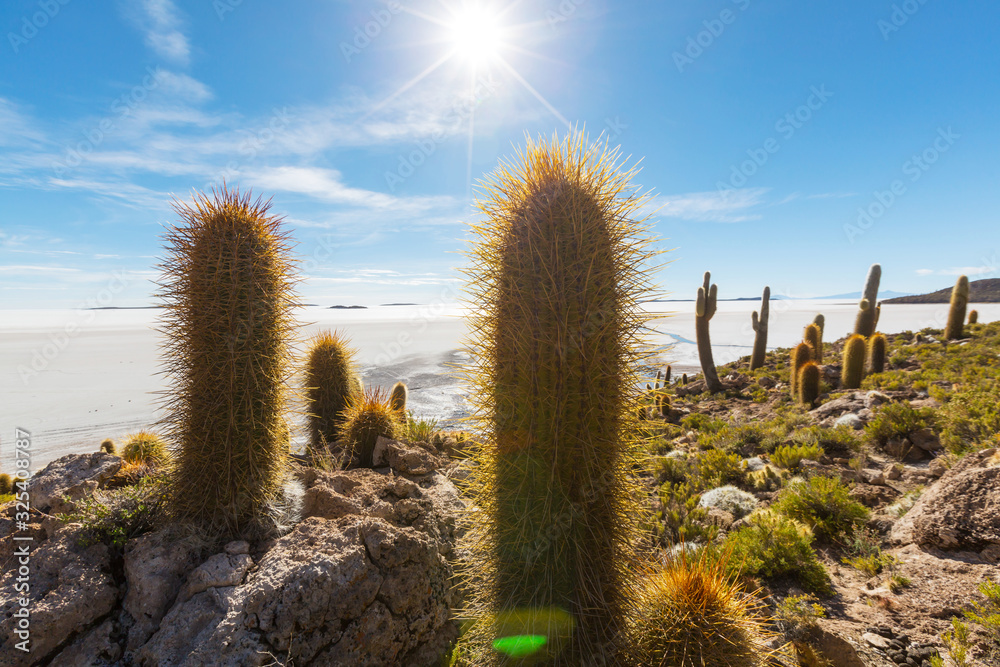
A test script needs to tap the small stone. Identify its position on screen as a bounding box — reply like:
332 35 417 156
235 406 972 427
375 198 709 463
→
863 632 892 650
224 540 250 555
928 458 947 478
865 390 892 409
835 413 864 430
885 464 903 480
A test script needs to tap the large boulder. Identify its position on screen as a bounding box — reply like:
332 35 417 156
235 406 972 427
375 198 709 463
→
27 452 121 514
136 515 457 666
0 524 118 667
890 448 1000 554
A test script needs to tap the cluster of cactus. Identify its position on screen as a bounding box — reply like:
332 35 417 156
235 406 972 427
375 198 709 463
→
158 185 297 540
804 322 822 363
338 387 399 468
790 343 812 397
696 272 724 393
854 264 882 338
749 286 770 370
456 133 657 665
304 330 361 457
945 275 969 340
644 367 672 418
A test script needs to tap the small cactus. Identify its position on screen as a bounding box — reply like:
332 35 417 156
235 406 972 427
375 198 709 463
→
812 313 825 333
854 264 881 338
841 334 867 389
968 309 979 325
304 330 361 456
804 323 822 363
664 365 672 385
340 387 399 468
798 362 820 407
696 272 724 393
121 431 169 466
868 333 887 374
100 438 117 455
0 474 12 495
389 381 408 419
657 393 671 418
749 286 770 371
944 275 969 340
790 343 812 396
682 373 688 386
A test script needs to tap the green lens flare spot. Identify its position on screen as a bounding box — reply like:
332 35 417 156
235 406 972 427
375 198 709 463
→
492 634 547 658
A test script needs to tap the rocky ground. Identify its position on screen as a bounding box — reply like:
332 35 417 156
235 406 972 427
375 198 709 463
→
1 325 999 666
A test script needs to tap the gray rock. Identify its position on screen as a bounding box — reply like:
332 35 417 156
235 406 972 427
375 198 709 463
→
0 524 118 667
814 393 865 419
890 448 1000 550
862 631 892 650
372 437 443 476
910 428 942 453
49 619 122 666
864 390 892 409
27 452 121 514
177 551 253 604
834 413 864 430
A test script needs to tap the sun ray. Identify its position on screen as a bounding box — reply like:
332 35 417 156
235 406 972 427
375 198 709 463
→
496 56 572 129
361 49 457 120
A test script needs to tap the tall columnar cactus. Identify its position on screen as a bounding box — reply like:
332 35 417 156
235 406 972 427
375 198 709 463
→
868 333 887 374
304 330 360 455
854 264 881 338
804 323 822 363
697 272 724 393
945 275 970 340
969 309 979 325
158 186 297 540
749 286 770 371
790 343 812 396
813 313 825 333
798 362 821 407
841 334 867 389
389 381 408 419
459 133 657 665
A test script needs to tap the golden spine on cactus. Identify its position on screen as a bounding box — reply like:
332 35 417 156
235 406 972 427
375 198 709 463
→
749 286 770 370
841 334 867 389
389 381 408 419
804 322 822 363
304 330 360 455
696 272 724 392
969 309 979 325
157 185 298 540
868 333 887 374
854 264 881 337
340 387 399 468
944 275 969 340
100 438 117 455
790 343 812 396
457 132 658 665
798 361 821 407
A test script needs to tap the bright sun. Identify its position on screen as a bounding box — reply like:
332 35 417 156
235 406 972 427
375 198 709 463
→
447 5 503 65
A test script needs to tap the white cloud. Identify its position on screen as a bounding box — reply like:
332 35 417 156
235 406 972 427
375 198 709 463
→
651 188 768 223
132 0 190 65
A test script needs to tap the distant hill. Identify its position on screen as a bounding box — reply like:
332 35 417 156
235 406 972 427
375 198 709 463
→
814 290 913 301
885 278 1000 304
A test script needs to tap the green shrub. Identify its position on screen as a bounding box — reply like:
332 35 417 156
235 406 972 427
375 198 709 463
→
715 510 831 595
938 385 1000 455
63 476 169 552
656 481 715 546
791 425 862 456
771 443 823 470
864 402 934 450
699 420 787 455
402 410 439 443
697 449 745 487
775 594 825 636
771 475 869 543
681 413 727 434
964 579 1000 655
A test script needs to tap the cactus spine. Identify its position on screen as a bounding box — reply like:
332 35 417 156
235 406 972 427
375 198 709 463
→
798 362 820 407
841 334 867 389
790 343 812 396
304 330 360 455
749 286 770 370
804 323 822 363
945 275 970 340
868 333 887 374
696 272 724 393
158 186 297 540
969 309 979 325
854 264 881 338
389 381 408 419
459 133 656 665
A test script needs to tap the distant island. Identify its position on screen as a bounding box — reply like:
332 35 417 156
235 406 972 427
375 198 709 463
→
380 302 419 306
328 305 368 309
885 278 1000 304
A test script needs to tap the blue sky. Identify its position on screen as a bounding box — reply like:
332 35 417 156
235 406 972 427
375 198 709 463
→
2 0 998 308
